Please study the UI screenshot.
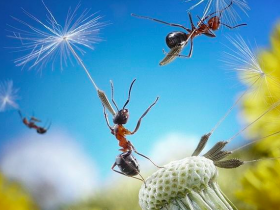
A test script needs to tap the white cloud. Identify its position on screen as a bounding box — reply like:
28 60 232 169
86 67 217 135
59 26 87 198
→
149 132 203 165
0 130 98 210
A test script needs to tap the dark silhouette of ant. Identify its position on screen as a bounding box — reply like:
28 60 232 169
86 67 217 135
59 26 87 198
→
18 110 51 134
102 79 161 184
132 0 247 66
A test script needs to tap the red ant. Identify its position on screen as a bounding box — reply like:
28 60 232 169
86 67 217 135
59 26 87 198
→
18 110 51 134
102 79 162 184
132 0 247 66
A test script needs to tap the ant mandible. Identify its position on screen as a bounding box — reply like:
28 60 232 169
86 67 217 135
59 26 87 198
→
132 0 247 66
102 79 162 184
18 110 51 134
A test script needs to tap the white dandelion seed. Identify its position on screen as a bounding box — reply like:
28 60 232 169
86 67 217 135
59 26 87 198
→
224 35 280 100
0 80 19 112
7 1 116 116
186 0 249 26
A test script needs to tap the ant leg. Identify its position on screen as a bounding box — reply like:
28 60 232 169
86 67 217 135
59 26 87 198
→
176 39 194 59
123 79 136 109
111 162 147 186
200 0 234 22
134 149 164 169
103 105 114 132
188 38 194 57
129 142 163 169
46 120 52 131
18 110 23 120
30 111 40 123
220 22 247 29
130 97 159 134
131 13 192 33
188 12 196 30
110 80 119 111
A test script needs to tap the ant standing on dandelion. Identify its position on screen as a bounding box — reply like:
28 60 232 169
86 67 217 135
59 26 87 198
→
132 0 246 65
102 79 162 183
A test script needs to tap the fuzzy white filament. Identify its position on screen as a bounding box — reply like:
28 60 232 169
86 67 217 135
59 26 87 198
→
186 0 249 26
0 80 19 112
7 1 105 91
223 35 279 100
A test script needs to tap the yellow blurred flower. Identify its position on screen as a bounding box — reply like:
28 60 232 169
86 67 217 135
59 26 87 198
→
235 23 280 209
0 172 37 210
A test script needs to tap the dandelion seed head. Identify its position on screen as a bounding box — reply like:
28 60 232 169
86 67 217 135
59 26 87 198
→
7 1 106 71
223 35 271 92
0 80 19 112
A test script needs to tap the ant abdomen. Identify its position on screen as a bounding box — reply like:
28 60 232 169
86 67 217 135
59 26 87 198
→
166 31 189 49
116 151 140 176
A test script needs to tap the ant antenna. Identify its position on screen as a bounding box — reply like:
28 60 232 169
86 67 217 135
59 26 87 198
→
202 0 233 22
18 109 23 120
131 13 192 33
46 121 52 130
110 80 119 111
220 23 247 29
123 79 136 109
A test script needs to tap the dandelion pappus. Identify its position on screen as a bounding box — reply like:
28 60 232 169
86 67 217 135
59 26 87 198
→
102 79 162 184
132 0 246 66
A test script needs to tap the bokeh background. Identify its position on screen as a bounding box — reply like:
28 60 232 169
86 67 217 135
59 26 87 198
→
0 0 280 209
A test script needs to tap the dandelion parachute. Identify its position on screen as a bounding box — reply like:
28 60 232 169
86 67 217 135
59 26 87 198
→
7 1 116 116
186 0 249 26
0 80 19 112
224 35 279 100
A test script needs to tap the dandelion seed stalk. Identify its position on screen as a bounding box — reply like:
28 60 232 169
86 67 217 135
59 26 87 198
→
8 1 116 116
65 40 98 91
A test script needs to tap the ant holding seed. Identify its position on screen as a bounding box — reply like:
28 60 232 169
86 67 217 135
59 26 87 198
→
102 79 162 184
18 110 51 134
132 0 247 65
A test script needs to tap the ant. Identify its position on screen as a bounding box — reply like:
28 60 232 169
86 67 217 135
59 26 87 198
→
18 110 51 134
102 79 162 184
131 0 247 66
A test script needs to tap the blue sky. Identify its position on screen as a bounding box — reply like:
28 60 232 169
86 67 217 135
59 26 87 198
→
0 0 280 179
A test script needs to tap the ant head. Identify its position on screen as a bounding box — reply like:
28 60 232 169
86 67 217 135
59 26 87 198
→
113 109 129 124
208 16 220 31
37 127 47 134
111 79 136 124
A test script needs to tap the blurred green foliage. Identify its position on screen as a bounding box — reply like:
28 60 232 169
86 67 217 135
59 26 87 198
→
62 178 142 210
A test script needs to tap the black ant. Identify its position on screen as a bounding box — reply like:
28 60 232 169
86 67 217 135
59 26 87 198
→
102 79 161 184
131 0 247 66
18 110 51 134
